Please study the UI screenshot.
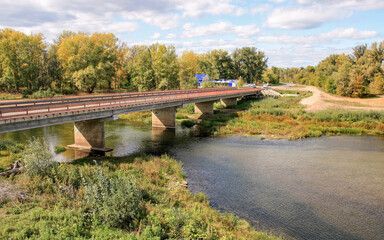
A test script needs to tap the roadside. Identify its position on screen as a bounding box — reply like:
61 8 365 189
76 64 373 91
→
272 85 384 112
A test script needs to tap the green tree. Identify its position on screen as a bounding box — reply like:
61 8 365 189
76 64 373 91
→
57 32 118 93
178 50 199 89
150 43 179 90
232 47 267 83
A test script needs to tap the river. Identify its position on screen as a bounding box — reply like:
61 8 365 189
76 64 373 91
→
1 120 383 240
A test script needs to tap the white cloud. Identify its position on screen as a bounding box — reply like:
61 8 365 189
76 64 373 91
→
166 33 177 39
321 28 378 39
265 5 345 29
178 0 247 17
266 0 384 29
181 21 260 39
251 4 272 14
258 28 378 45
150 32 161 39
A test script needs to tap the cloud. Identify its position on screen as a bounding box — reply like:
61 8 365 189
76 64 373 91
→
178 0 247 17
265 0 384 29
150 32 161 39
181 21 260 39
258 28 378 45
264 5 344 29
251 4 272 14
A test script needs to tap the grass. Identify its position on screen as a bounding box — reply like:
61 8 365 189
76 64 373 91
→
0 93 21 100
54 146 67 154
324 99 371 107
0 150 281 240
202 93 384 140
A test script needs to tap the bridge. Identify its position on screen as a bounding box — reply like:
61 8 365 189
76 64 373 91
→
0 87 261 151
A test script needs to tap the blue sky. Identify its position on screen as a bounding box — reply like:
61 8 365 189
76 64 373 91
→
1 0 383 67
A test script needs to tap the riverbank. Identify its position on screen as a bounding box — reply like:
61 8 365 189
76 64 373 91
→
119 92 384 140
0 141 280 239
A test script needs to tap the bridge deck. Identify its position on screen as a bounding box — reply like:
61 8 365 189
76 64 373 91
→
0 87 261 133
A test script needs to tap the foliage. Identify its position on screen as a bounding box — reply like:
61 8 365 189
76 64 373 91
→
202 93 384 139
0 153 279 240
31 89 56 98
82 163 145 229
54 146 67 153
278 41 384 97
57 32 118 93
22 138 56 177
232 47 268 83
181 119 196 128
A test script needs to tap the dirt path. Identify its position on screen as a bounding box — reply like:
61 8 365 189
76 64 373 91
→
273 85 384 112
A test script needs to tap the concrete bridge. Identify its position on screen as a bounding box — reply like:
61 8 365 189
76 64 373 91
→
0 87 261 152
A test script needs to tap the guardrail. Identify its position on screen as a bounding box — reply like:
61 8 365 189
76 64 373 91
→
0 88 260 121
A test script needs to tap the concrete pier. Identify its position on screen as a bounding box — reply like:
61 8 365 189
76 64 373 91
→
152 107 176 128
195 101 215 115
221 97 237 107
68 119 112 152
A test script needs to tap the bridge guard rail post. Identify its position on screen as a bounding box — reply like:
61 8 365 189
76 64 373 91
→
67 118 112 152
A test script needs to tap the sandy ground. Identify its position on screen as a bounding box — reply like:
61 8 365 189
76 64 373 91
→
273 85 384 112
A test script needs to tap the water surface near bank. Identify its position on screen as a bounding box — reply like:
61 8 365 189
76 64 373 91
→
1 121 383 240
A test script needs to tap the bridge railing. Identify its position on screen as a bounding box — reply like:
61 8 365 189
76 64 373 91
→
0 88 260 121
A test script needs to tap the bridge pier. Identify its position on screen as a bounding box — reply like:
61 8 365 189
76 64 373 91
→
152 107 176 128
221 97 237 107
67 119 112 152
195 101 215 115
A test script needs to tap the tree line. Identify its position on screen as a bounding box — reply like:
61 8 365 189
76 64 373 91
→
277 42 384 97
0 28 268 94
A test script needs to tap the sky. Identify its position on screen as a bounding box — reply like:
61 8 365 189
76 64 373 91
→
1 0 383 67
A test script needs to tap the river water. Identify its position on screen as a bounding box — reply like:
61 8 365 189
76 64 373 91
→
1 120 383 240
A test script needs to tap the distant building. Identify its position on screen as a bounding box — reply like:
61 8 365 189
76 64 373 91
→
194 74 209 87
194 74 238 87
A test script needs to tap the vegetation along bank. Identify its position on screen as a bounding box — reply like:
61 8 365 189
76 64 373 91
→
0 139 280 239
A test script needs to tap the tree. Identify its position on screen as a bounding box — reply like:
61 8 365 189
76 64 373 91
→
232 47 267 83
198 52 219 80
0 28 46 91
262 68 280 84
210 49 234 79
57 32 118 93
150 43 179 90
178 50 199 89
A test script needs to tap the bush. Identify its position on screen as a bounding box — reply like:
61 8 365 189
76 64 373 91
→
31 89 56 98
22 138 56 177
54 146 67 154
82 164 145 230
22 89 33 98
181 120 195 128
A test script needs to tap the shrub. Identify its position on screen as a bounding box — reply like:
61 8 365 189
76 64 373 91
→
22 138 56 177
82 164 145 230
22 89 33 98
54 146 67 153
181 120 195 128
31 89 56 98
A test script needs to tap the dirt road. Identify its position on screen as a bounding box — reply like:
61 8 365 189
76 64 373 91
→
274 85 384 112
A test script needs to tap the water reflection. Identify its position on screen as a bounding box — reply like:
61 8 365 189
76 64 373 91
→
0 122 383 240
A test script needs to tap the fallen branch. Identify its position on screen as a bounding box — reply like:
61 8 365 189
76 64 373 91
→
0 160 23 177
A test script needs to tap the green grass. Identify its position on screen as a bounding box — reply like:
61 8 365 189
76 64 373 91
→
0 153 281 240
202 93 384 139
54 146 67 154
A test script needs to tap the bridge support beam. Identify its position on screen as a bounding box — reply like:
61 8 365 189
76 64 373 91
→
68 119 111 152
152 107 176 128
195 101 215 115
220 97 237 107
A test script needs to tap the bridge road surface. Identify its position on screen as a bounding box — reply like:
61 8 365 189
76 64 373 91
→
0 87 261 134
